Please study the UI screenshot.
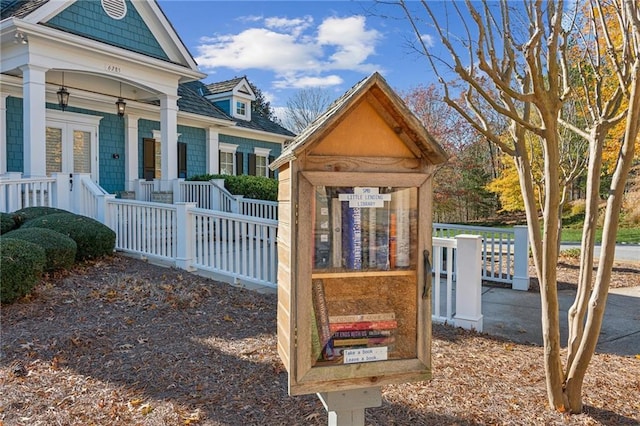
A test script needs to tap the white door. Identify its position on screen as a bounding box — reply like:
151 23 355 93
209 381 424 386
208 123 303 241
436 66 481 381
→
46 111 101 181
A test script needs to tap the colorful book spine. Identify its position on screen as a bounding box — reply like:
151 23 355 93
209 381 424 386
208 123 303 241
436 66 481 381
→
333 329 393 339
341 202 362 270
332 336 396 347
329 312 395 323
395 189 411 268
314 187 331 269
312 279 333 360
361 208 369 268
389 212 397 269
331 198 342 268
368 207 377 268
329 319 398 333
375 206 390 270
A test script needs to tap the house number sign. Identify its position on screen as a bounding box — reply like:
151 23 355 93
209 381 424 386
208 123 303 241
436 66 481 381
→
105 64 122 73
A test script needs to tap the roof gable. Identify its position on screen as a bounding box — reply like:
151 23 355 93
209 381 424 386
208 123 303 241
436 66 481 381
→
205 76 256 101
43 0 169 60
272 72 448 169
3 0 199 69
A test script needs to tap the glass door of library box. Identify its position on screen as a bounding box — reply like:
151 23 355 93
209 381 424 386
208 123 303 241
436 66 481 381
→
295 172 431 389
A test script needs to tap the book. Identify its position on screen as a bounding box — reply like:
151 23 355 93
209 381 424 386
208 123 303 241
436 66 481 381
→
332 329 393 339
361 208 370 268
341 201 362 270
331 197 342 268
312 279 333 360
395 189 411 268
389 212 397 269
368 206 377 268
329 319 398 333
332 336 396 347
313 187 331 269
329 312 395 323
375 204 390 270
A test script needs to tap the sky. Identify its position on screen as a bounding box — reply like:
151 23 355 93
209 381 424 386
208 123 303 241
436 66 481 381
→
156 1 445 113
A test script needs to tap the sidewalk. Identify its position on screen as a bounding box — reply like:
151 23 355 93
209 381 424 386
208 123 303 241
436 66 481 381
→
481 285 640 356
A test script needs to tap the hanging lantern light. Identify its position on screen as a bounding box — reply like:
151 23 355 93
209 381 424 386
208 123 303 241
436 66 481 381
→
116 82 126 117
57 72 69 111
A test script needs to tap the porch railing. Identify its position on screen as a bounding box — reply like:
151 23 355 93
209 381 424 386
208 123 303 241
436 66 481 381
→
433 223 530 290
0 173 55 212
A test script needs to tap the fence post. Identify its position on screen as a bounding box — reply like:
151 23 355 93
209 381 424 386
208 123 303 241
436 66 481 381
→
50 173 70 211
5 172 22 212
512 225 530 291
96 194 116 226
175 202 197 271
454 234 483 332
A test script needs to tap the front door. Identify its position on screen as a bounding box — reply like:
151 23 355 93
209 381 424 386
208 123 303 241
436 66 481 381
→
46 111 100 181
143 138 156 180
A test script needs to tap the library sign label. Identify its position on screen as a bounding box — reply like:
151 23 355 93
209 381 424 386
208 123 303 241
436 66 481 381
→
343 347 389 364
338 187 391 208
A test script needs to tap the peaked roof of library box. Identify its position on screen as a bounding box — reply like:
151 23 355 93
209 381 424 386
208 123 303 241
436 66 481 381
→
270 72 448 169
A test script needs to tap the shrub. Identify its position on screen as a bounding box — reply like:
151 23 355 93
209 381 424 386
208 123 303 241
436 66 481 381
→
3 227 77 271
21 213 115 261
0 238 46 303
187 174 278 201
13 206 71 226
1 212 18 235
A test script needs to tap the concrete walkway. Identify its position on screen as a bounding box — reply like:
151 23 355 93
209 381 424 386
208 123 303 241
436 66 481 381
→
482 285 640 356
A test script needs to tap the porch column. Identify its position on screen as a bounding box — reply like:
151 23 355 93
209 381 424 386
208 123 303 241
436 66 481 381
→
20 64 48 177
159 93 178 190
0 94 8 174
124 114 139 191
206 127 219 175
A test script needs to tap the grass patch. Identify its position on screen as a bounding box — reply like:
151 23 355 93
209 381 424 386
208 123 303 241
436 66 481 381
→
560 226 640 244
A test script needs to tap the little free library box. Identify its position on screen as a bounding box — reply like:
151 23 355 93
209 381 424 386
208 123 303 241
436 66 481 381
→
270 72 448 396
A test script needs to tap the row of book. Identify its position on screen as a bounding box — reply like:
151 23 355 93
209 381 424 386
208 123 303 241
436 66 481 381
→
313 187 413 270
312 279 397 364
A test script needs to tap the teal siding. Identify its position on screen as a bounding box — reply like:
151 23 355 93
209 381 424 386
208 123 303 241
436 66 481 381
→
45 0 169 61
218 134 282 175
5 97 23 172
177 125 206 178
213 100 231 115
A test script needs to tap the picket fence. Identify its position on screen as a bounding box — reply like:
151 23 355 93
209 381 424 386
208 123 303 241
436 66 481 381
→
0 174 536 331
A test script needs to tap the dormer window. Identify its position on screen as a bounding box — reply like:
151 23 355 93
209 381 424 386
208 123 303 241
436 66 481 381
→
236 101 247 117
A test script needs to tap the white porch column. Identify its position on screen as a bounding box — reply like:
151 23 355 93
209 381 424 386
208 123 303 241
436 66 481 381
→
160 93 178 190
512 225 530 291
454 234 484 332
124 114 139 191
206 127 219 175
0 94 8 174
20 64 48 177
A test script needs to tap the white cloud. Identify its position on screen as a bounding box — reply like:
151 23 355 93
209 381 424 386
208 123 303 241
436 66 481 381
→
420 34 435 48
194 14 381 90
274 74 343 89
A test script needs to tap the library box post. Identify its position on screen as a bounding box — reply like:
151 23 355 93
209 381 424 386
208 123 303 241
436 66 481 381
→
271 72 448 396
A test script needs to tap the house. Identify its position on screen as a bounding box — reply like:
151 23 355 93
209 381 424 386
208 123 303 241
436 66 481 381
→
0 0 294 199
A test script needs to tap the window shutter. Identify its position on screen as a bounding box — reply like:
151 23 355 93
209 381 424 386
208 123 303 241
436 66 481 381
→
269 155 275 178
236 152 244 175
248 153 256 176
177 142 187 179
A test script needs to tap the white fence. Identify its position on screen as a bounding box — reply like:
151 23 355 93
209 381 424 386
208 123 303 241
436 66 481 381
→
433 223 530 291
1 174 491 330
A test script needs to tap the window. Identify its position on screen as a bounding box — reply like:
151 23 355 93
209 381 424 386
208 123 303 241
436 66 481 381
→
236 101 246 117
252 147 271 177
220 152 234 175
219 143 238 175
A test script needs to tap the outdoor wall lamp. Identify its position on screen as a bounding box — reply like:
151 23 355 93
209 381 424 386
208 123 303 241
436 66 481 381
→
57 72 69 111
116 82 126 117
14 31 27 44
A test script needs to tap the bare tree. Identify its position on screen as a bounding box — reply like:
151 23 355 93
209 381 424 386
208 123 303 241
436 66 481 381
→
282 87 334 133
391 0 639 414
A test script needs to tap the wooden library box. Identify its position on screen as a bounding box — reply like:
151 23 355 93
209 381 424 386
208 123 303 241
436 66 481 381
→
270 73 447 395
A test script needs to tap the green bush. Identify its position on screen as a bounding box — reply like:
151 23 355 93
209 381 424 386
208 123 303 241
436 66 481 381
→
187 174 278 201
3 227 77 271
1 212 18 235
21 213 115 261
13 206 71 226
0 238 46 303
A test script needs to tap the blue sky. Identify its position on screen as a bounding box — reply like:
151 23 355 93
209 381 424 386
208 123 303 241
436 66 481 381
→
157 1 444 111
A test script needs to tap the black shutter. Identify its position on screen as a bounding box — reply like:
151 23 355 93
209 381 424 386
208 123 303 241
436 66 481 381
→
236 152 244 175
248 153 256 176
177 142 187 179
268 155 275 178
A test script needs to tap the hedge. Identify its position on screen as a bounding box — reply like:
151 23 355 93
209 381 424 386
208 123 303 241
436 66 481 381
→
13 206 71 226
0 238 46 303
3 227 77 272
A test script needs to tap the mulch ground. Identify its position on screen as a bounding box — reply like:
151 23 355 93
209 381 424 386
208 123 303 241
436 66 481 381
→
1 254 639 425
